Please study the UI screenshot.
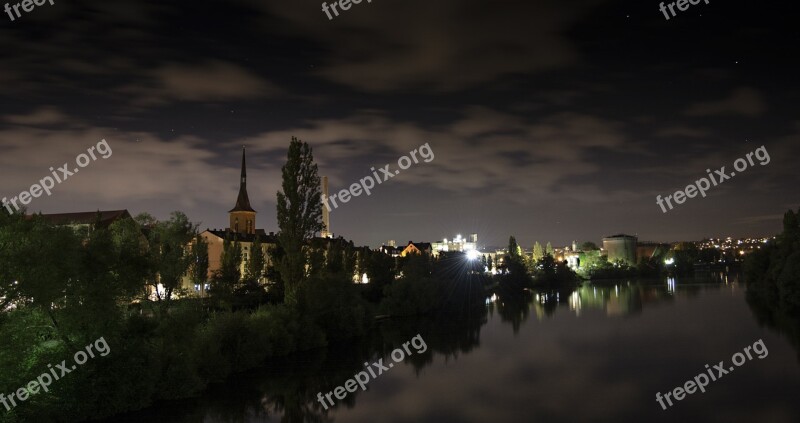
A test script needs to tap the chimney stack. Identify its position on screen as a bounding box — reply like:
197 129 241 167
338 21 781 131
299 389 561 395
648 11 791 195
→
321 176 332 238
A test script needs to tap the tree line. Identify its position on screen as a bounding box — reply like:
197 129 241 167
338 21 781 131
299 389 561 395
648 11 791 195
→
0 137 487 422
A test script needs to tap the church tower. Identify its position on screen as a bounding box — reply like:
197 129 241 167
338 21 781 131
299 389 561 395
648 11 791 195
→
229 146 256 235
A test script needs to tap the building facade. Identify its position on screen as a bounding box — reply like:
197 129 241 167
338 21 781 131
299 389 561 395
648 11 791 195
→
431 233 478 256
183 147 278 296
400 241 432 257
602 234 638 265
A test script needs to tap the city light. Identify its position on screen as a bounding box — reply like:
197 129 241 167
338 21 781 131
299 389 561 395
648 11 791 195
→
466 249 480 261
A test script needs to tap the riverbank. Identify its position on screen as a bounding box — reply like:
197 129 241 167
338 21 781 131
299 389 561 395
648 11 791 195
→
95 280 800 423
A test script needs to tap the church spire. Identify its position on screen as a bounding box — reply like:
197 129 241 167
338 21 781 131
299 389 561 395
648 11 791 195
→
240 144 247 181
229 146 256 213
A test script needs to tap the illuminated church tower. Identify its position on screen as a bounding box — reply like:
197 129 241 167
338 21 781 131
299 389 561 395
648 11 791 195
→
229 146 256 234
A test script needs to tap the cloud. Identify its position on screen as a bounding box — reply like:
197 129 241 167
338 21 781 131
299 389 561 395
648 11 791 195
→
655 125 712 139
118 61 281 105
734 214 784 225
234 106 632 203
3 107 71 126
0 126 245 214
685 87 767 117
0 2 162 96
251 0 605 92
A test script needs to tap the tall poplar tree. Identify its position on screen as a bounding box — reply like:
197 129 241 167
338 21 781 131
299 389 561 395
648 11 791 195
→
189 234 209 291
508 236 521 258
276 137 324 305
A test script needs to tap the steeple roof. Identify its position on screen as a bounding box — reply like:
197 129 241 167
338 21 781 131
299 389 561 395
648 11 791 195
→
229 146 256 213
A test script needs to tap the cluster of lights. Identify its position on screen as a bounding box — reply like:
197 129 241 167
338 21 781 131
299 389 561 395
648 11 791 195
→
696 237 772 252
433 233 478 254
691 236 775 260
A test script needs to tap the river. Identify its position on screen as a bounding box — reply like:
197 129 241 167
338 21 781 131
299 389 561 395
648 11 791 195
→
101 273 800 423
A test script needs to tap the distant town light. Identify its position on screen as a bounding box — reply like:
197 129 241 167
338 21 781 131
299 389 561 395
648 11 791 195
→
466 249 480 261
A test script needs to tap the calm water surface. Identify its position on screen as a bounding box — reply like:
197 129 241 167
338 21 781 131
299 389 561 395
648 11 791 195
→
103 275 800 423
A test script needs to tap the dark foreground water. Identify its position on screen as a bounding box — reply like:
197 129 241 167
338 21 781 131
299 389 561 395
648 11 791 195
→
102 275 800 423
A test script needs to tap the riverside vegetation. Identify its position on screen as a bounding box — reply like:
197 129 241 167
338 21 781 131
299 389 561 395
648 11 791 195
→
3 136 792 421
0 138 486 422
744 208 800 362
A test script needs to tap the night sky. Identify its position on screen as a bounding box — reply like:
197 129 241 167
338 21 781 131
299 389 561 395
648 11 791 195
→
1 0 798 248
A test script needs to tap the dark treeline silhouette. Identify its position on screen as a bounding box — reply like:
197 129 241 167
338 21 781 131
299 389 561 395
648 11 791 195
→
745 208 800 362
0 138 492 422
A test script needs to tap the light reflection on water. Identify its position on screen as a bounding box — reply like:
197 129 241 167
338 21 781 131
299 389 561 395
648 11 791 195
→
103 274 800 423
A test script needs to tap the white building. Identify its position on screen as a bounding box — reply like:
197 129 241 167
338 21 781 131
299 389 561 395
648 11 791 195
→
432 233 478 255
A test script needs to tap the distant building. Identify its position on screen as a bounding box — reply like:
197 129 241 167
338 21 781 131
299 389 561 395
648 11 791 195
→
196 229 278 292
602 234 638 265
32 209 133 237
636 241 670 262
379 245 401 257
228 148 257 235
400 241 432 257
431 233 478 256
563 243 602 271
565 252 581 270
186 147 278 296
